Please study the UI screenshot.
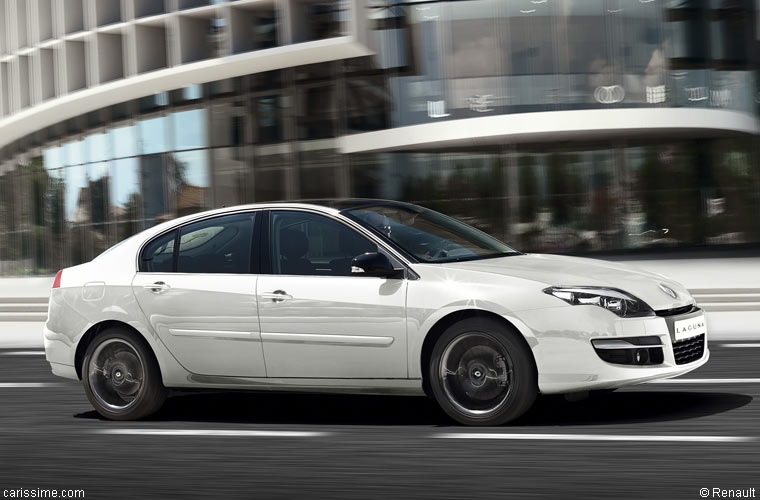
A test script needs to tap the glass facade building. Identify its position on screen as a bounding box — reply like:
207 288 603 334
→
0 0 758 275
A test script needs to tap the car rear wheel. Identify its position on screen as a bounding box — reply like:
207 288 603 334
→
429 318 537 426
82 328 166 420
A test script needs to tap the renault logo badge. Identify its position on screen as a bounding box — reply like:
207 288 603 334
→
659 283 677 299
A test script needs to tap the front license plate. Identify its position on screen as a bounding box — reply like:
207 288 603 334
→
673 314 707 341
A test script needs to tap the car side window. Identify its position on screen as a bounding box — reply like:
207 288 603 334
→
140 230 176 272
177 213 255 274
270 211 378 276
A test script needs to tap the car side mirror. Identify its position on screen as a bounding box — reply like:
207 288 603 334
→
351 252 404 279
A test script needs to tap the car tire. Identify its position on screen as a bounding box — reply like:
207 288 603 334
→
429 317 537 426
82 327 166 420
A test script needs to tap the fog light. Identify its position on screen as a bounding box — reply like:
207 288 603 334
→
635 349 649 365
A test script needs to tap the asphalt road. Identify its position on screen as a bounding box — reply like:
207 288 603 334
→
0 344 758 500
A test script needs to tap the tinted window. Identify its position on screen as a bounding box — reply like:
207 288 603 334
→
141 230 176 272
270 211 377 276
177 213 255 274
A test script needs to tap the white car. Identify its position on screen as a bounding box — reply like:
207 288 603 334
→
44 200 709 425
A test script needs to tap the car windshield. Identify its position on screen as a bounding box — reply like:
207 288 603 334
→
344 204 520 263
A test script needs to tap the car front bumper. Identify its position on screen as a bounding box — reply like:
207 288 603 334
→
509 304 710 395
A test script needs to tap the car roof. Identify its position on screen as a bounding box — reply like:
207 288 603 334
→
138 199 422 242
270 198 423 212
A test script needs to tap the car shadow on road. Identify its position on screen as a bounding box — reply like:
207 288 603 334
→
519 391 753 426
74 389 753 427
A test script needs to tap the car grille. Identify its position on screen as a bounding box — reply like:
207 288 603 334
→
656 304 697 317
673 334 705 365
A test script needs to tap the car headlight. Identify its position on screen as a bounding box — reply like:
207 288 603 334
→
543 286 654 318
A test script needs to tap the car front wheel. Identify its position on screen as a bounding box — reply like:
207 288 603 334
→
429 318 537 426
82 327 166 420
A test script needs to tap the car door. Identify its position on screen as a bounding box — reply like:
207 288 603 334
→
257 209 408 378
132 211 267 377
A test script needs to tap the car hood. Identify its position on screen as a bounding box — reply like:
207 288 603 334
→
437 253 693 311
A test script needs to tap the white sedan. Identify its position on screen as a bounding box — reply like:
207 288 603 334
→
44 200 709 425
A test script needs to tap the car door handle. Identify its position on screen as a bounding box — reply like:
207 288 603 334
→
261 290 293 302
143 281 171 294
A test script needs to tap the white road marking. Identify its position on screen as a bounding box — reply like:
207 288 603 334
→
649 378 760 384
0 382 66 388
436 433 754 443
717 343 760 348
97 429 330 438
0 351 45 356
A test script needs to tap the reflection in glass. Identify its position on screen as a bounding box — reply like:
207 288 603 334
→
255 96 284 143
392 2 447 125
299 166 337 199
297 85 335 139
505 0 558 111
349 154 392 199
3 166 35 274
416 153 506 240
345 69 390 133
139 116 169 155
667 10 708 60
0 169 20 273
250 70 282 92
89 162 110 257
171 150 210 216
446 0 501 79
110 124 137 159
111 158 143 241
0 171 13 274
27 157 49 273
141 154 169 224
710 4 751 64
85 133 111 163
46 166 66 271
63 140 84 166
210 102 246 147
212 147 247 206
139 92 169 113
709 70 754 111
43 146 66 170
704 139 759 244
65 164 91 265
614 0 666 105
370 153 508 241
65 164 89 224
254 168 285 201
296 1 348 42
172 109 207 150
515 149 616 252
671 69 708 107
445 0 505 118
624 144 701 248
183 85 203 101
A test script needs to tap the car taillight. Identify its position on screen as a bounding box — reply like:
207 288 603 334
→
52 270 63 289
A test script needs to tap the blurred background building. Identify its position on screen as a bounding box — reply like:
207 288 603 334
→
0 0 759 277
